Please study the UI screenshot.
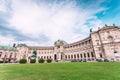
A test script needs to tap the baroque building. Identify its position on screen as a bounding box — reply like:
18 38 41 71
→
0 24 120 62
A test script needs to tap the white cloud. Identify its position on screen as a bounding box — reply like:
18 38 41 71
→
0 35 15 45
0 34 41 46
1 0 106 46
0 0 6 12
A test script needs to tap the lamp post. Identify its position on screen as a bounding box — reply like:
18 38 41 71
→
3 51 7 64
3 45 10 64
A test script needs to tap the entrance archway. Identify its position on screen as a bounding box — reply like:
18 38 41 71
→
54 54 57 60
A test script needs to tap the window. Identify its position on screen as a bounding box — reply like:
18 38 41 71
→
23 55 26 59
77 54 79 58
103 37 105 40
89 40 91 43
87 53 90 57
98 47 101 51
65 55 67 59
80 54 83 58
114 50 117 53
38 56 40 59
71 55 73 58
68 55 70 59
108 35 113 41
115 35 118 38
95 35 97 38
84 53 86 58
100 54 102 58
96 40 99 45
44 56 46 59
107 31 110 34
91 52 94 57
97 43 99 45
0 53 2 58
10 53 12 58
41 56 43 59
74 55 76 58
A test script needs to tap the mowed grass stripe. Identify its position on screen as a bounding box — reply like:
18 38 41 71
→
0 62 120 80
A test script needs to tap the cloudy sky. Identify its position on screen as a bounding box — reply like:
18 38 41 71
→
0 0 120 46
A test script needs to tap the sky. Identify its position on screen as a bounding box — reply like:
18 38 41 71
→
0 0 120 46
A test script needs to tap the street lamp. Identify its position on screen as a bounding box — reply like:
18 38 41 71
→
3 52 7 64
3 45 10 64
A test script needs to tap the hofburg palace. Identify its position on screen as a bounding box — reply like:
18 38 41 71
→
0 24 120 62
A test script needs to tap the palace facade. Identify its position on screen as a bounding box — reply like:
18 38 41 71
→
0 24 120 62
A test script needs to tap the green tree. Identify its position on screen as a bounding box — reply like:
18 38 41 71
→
31 50 37 59
38 58 45 63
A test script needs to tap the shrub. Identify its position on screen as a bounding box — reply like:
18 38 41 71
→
55 60 58 62
5 61 8 63
78 59 82 62
30 59 36 63
96 59 103 62
19 59 27 64
46 59 52 63
0 60 3 63
38 58 45 63
83 59 87 62
74 59 78 62
70 59 74 62
104 59 109 62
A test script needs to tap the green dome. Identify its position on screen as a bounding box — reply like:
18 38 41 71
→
0 45 17 50
17 44 27 47
54 40 67 47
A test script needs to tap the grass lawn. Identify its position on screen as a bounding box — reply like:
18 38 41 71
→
0 62 120 80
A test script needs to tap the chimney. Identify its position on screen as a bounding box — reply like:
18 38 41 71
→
105 24 107 27
13 43 16 47
113 24 115 27
98 27 100 30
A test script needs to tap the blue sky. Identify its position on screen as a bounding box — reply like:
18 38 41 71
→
0 0 120 46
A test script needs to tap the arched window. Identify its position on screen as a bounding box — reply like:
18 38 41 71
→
84 53 86 58
77 54 79 58
91 52 94 57
41 56 43 59
65 55 67 59
38 56 40 59
108 35 113 42
71 55 73 59
54 54 57 60
100 54 102 58
10 53 12 58
23 55 26 59
80 54 83 58
68 55 70 59
0 53 2 58
87 53 90 57
44 56 46 59
74 55 76 58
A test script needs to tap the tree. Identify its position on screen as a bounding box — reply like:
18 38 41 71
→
38 58 45 63
90 28 92 33
31 50 37 59
46 59 52 63
19 59 27 64
30 59 36 63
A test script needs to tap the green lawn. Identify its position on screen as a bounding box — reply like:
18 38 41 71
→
0 62 120 80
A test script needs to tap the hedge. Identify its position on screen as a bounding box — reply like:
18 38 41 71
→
19 59 27 64
38 58 44 63
0 61 3 63
30 59 36 63
46 59 52 63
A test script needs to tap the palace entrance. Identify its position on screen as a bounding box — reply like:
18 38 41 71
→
54 54 57 60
